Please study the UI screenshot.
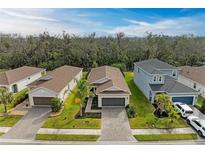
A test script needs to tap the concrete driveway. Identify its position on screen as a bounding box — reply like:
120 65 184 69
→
99 107 135 141
192 107 205 119
1 107 51 140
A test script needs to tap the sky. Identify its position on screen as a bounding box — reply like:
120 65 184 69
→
1 8 205 37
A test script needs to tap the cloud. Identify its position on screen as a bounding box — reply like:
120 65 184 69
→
108 16 205 36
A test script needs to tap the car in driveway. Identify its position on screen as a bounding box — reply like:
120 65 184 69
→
187 115 205 137
173 102 193 118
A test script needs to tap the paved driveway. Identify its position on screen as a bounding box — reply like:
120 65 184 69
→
1 107 51 140
192 107 205 119
99 107 135 141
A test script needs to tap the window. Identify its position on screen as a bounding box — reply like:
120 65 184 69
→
172 70 176 77
158 76 162 82
194 121 201 127
153 76 157 82
193 83 196 89
28 77 30 80
137 67 140 73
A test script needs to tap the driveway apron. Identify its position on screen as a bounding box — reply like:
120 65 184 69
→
1 107 51 140
99 107 135 141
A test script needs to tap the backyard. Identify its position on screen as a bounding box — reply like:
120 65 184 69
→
124 72 188 129
42 88 101 129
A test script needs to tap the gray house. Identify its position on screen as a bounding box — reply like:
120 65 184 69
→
134 59 199 105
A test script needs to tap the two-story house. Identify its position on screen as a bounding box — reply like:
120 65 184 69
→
134 59 199 105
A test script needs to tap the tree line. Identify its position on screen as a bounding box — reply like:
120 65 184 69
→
0 32 205 71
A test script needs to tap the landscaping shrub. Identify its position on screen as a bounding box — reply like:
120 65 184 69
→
126 105 137 118
13 89 28 107
51 97 62 112
200 98 205 113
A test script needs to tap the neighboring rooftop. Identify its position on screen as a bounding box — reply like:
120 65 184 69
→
149 75 198 94
88 66 131 94
135 59 177 74
179 66 205 86
31 65 82 93
0 66 44 85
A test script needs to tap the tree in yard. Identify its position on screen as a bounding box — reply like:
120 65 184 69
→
155 93 180 129
0 87 13 114
51 97 62 112
75 79 94 117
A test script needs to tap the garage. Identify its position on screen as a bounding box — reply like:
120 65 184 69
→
33 97 53 106
172 96 194 105
102 98 125 106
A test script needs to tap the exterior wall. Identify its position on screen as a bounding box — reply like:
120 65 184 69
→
97 93 130 107
178 75 205 97
29 87 57 106
8 71 44 93
58 70 83 101
134 64 153 101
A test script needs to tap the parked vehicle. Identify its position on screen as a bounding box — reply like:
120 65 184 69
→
173 102 193 118
187 116 205 137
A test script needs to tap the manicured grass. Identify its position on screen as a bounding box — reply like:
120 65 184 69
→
0 88 28 113
0 132 5 136
42 88 101 129
35 134 100 141
134 133 197 141
0 115 22 126
124 72 188 129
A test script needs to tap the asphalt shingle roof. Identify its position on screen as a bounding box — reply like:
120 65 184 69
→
149 75 198 94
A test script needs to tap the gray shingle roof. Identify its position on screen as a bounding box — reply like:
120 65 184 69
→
149 76 198 94
135 59 177 74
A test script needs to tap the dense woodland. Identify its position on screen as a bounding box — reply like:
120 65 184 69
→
0 32 205 71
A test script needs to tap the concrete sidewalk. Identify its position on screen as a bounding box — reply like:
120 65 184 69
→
38 128 101 135
132 128 195 135
0 127 11 133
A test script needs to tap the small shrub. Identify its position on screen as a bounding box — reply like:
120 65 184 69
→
200 99 205 113
126 105 137 118
13 89 28 107
51 97 62 112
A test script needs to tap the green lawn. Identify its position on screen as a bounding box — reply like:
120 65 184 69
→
0 132 5 136
134 133 197 141
42 88 101 129
35 134 100 141
125 72 188 129
0 115 22 127
0 88 28 113
196 95 204 108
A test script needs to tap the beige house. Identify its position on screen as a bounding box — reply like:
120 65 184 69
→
29 65 83 106
88 66 131 107
0 66 45 93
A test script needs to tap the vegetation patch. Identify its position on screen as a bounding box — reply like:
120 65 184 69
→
195 96 205 114
35 134 99 141
134 133 197 141
124 72 188 129
0 132 5 136
0 115 22 126
42 88 101 129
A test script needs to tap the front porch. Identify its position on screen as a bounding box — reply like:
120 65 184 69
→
85 97 101 114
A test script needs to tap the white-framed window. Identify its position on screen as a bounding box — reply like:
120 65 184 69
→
172 70 176 77
158 76 162 82
153 76 157 82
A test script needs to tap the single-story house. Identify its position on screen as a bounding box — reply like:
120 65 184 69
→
178 66 205 97
0 66 45 93
29 65 83 106
88 66 131 107
134 59 199 105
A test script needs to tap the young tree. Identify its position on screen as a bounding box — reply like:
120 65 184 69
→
75 79 94 117
0 87 13 114
51 97 62 112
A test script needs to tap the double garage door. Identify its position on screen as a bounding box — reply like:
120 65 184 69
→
102 98 125 107
172 96 194 105
33 97 53 106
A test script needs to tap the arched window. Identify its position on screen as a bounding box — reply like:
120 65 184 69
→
153 76 157 82
159 76 162 82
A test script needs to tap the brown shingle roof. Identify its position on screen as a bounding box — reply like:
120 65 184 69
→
179 66 205 85
88 66 131 94
0 66 44 85
32 65 82 93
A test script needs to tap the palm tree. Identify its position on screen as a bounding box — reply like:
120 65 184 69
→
75 79 94 117
155 93 172 111
0 87 13 114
